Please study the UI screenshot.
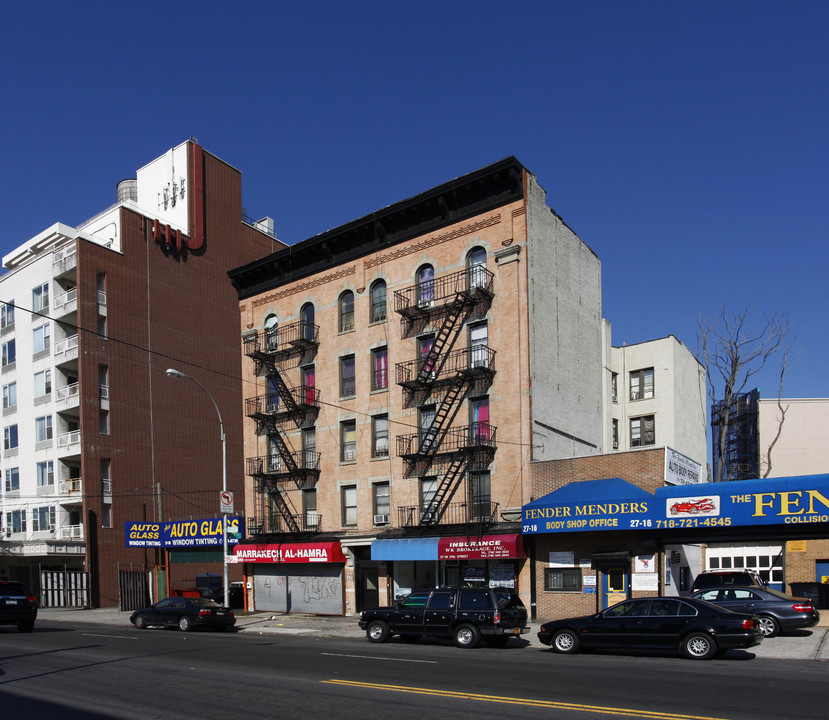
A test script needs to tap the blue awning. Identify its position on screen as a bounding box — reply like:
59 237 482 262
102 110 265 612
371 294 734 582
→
522 478 653 534
371 537 439 561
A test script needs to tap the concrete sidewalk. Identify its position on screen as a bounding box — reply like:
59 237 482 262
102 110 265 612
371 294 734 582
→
37 606 829 660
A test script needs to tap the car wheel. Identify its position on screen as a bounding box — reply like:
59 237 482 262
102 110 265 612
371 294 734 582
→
453 623 481 648
134 615 147 630
682 632 717 660
757 615 780 638
17 620 35 633
552 629 580 654
178 616 192 632
366 620 391 643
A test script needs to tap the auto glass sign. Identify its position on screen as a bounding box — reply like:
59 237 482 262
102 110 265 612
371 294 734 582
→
125 517 242 548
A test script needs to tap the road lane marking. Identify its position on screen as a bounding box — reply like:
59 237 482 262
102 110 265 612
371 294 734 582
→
321 653 437 663
322 679 730 720
82 633 138 640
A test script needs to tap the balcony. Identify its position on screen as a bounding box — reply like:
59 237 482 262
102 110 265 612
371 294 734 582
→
59 525 84 540
56 382 80 410
53 287 78 319
52 246 77 277
396 501 499 527
394 267 494 319
57 431 81 458
245 386 320 425
397 422 497 460
396 346 496 388
59 477 82 495
243 320 320 362
247 513 321 536
247 451 321 488
54 335 79 363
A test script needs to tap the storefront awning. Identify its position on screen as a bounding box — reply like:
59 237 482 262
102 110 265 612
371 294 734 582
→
438 534 526 560
371 537 439 561
522 478 653 534
232 542 347 564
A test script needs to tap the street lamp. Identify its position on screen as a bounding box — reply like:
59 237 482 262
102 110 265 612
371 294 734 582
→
166 368 230 608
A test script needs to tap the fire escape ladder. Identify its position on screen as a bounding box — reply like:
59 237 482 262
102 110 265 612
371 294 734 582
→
267 429 301 480
419 376 473 457
418 294 473 383
419 455 468 526
268 486 301 534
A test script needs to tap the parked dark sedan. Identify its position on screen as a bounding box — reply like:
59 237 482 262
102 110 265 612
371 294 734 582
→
0 580 38 633
538 596 762 660
689 586 819 637
130 597 235 632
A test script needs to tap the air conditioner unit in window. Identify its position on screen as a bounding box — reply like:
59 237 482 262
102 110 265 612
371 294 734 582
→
613 441 619 449
373 514 390 525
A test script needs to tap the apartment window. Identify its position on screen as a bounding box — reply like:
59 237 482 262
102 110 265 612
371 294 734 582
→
630 415 655 447
611 373 618 402
32 323 51 354
339 290 355 332
419 405 436 452
418 334 436 378
340 355 356 397
101 458 111 496
4 424 18 451
37 460 54 487
612 419 619 449
99 365 109 402
302 365 316 405
99 410 109 434
265 375 280 412
630 368 654 400
2 381 16 410
370 280 387 323
35 415 53 442
372 414 389 458
97 315 107 338
264 314 278 350
341 485 357 526
0 301 14 329
101 504 112 529
467 247 487 289
469 323 489 368
416 265 435 306
420 477 437 522
267 436 281 473
300 303 315 341
341 420 356 462
303 488 318 529
470 397 490 441
34 369 52 398
4 467 19 492
2 339 16 367
373 482 390 523
371 347 388 390
545 567 583 592
32 506 55 532
32 283 49 312
469 471 491 521
302 427 316 468
5 509 26 534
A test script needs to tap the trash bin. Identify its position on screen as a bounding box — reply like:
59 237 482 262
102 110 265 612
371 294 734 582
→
790 582 822 608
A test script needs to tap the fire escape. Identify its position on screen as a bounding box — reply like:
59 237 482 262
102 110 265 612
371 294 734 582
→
243 320 321 535
394 267 498 528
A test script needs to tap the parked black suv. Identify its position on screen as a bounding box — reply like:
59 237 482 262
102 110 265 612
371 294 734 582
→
0 580 38 632
359 587 529 648
691 570 766 591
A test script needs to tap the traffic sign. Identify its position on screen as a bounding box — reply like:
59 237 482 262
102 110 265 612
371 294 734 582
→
220 490 234 514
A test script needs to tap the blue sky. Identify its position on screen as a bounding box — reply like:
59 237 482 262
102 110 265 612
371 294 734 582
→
2 1 826 398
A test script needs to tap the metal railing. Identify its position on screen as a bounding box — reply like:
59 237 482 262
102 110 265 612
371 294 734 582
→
397 422 497 458
247 513 321 535
394 267 494 314
397 501 499 527
396 346 496 386
243 320 320 356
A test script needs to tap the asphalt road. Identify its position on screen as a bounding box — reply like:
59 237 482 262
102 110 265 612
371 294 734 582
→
1 620 827 720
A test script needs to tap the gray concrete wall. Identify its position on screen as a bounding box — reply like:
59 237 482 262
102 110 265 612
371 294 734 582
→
524 173 604 459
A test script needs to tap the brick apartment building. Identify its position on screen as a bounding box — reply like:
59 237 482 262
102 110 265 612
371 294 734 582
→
227 156 706 615
0 140 282 607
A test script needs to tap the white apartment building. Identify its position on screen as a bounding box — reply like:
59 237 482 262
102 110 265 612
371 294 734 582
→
602 326 707 468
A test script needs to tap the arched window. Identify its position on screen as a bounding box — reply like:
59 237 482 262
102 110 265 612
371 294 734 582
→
339 291 355 332
467 247 487 290
416 265 434 307
264 314 278 351
370 280 387 323
301 303 315 341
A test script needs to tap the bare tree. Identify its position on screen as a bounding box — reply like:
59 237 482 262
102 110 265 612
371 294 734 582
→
761 346 794 478
697 307 793 483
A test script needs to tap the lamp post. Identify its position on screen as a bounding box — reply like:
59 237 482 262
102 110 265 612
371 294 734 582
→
166 368 229 608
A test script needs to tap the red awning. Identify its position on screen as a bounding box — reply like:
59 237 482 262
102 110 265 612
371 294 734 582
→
232 542 347 564
438 534 526 560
